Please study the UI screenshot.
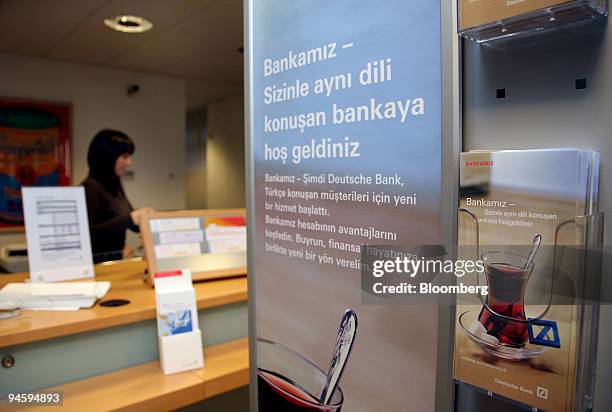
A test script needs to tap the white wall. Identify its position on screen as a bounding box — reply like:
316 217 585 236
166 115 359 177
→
0 53 186 246
186 108 208 209
206 95 245 209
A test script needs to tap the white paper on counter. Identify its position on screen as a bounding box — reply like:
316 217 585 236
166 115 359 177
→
22 187 94 282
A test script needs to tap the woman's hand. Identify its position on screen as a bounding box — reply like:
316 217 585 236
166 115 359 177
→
130 207 155 225
123 245 135 259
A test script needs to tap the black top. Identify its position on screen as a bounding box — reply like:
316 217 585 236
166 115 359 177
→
82 176 138 262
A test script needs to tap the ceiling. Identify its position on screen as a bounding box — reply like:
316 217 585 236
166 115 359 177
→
0 0 244 108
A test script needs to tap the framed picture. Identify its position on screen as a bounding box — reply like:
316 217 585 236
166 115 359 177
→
0 97 71 231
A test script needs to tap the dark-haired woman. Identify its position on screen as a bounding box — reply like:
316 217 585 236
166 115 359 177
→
82 129 153 263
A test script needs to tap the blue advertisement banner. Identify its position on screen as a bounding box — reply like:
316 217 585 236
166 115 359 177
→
250 1 442 410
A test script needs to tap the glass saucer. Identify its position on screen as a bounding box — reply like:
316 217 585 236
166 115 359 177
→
458 310 546 361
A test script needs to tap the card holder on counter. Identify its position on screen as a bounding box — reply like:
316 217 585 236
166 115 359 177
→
154 269 204 375
159 328 204 375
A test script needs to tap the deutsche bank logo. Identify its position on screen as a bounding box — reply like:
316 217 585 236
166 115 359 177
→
528 319 561 348
537 386 549 399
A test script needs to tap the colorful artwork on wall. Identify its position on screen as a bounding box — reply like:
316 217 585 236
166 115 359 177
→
0 97 71 229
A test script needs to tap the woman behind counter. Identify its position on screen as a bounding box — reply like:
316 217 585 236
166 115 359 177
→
82 129 153 263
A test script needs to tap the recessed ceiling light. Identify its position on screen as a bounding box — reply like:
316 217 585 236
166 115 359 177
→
104 15 153 34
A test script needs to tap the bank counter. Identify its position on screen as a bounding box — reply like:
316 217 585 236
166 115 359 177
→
0 259 249 411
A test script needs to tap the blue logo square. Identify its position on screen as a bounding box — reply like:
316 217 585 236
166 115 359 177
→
528 319 561 348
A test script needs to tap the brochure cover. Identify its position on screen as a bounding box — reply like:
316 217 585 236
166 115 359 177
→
158 306 194 336
453 149 599 411
154 270 199 338
204 216 247 253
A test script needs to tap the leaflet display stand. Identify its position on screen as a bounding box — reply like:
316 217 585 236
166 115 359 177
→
140 209 247 286
22 187 94 282
455 6 612 410
458 0 608 43
455 212 605 411
154 269 204 375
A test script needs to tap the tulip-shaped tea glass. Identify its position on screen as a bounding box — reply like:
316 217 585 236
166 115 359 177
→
477 251 534 348
257 338 344 411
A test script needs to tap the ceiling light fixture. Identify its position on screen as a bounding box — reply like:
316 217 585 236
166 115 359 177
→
104 15 153 34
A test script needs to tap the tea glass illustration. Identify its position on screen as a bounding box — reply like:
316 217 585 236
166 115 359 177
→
478 251 534 348
257 338 343 411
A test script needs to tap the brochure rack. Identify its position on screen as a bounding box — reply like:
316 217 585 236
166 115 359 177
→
453 0 612 405
154 269 204 375
569 213 605 411
454 212 606 411
458 0 608 43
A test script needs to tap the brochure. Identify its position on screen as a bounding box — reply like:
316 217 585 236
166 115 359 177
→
453 149 600 411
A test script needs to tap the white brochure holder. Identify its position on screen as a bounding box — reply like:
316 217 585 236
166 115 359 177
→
154 269 204 374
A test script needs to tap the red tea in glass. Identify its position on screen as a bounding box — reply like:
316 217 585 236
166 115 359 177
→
478 252 533 348
258 369 340 411
257 339 343 411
